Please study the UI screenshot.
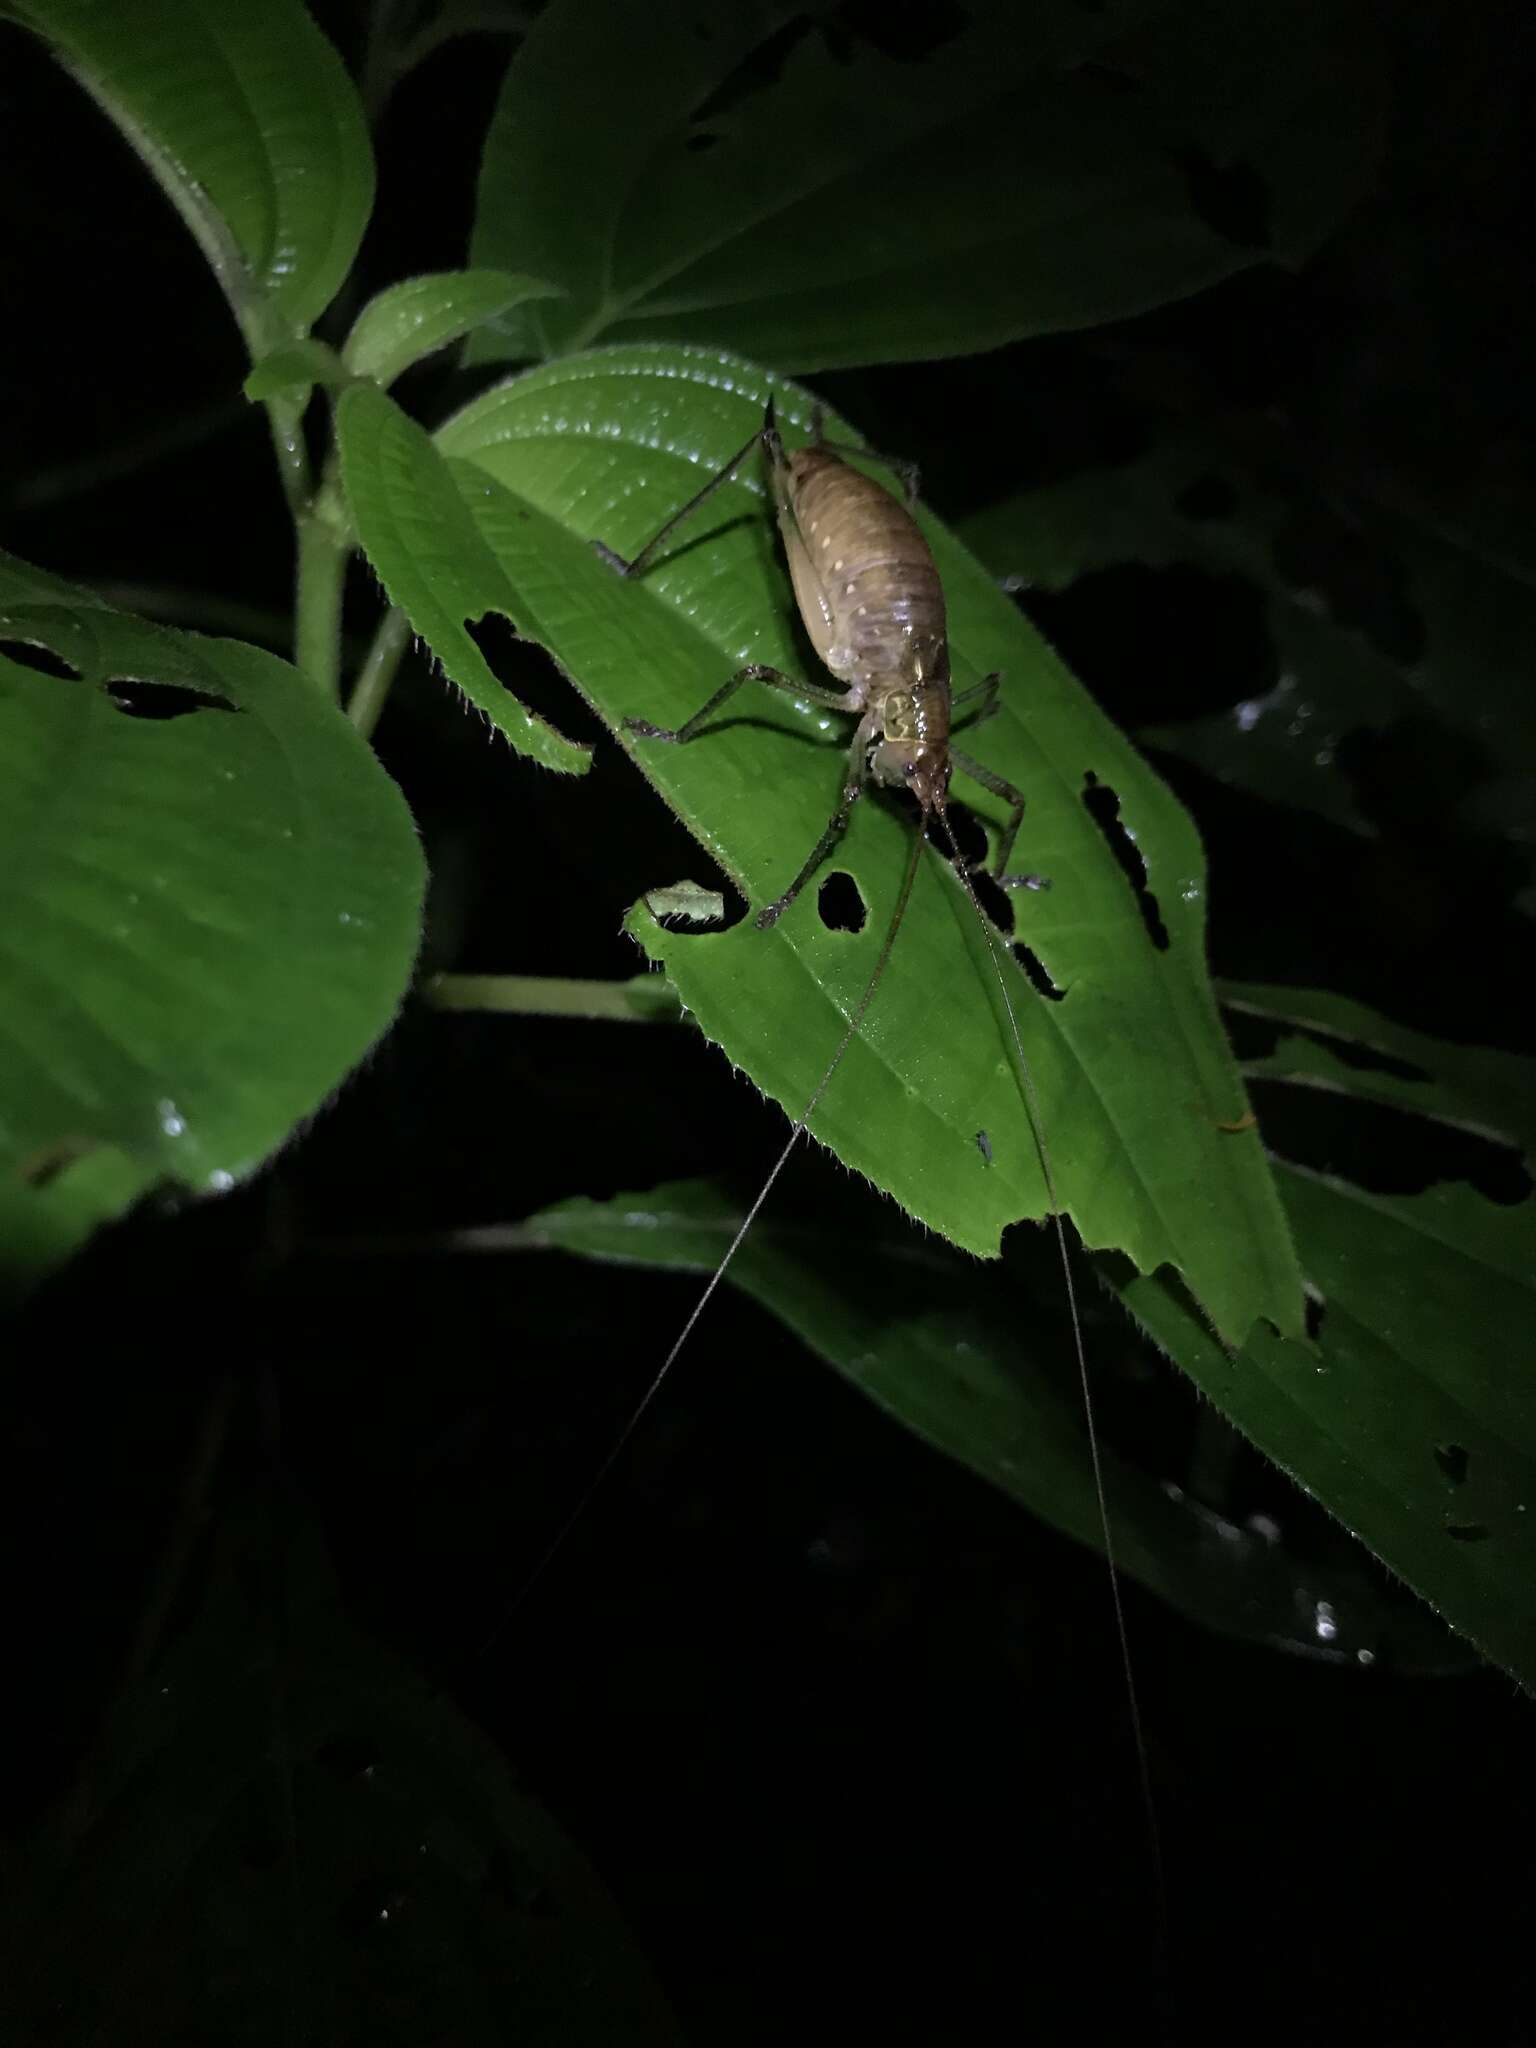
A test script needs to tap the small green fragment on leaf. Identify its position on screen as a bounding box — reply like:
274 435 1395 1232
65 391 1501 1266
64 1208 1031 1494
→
644 880 726 925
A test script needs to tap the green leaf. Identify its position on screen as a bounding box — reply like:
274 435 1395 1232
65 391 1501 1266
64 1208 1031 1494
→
0 549 112 610
0 592 425 1295
242 337 348 401
341 270 564 389
467 0 1383 371
434 342 1304 1345
1121 1166 1536 1690
14 0 373 350
0 1498 683 2044
522 1177 1473 1674
335 382 592 773
1222 982 1536 1157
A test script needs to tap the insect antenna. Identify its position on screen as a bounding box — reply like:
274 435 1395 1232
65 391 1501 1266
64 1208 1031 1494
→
472 820 927 1656
935 794 1168 1939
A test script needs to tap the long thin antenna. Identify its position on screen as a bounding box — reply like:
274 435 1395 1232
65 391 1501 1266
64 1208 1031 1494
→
475 822 927 1655
937 799 1166 1926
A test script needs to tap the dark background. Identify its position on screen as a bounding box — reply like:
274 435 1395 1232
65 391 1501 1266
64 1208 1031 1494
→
3 4 1534 2042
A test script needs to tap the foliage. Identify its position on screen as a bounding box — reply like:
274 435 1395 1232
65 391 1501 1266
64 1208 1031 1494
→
2 0 1533 2029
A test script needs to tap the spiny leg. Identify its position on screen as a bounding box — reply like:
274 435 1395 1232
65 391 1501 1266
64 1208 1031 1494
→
950 744 1050 891
595 414 770 581
625 663 856 744
757 720 876 929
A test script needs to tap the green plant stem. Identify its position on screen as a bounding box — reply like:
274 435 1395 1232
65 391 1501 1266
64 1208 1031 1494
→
422 972 679 1022
263 392 313 523
294 507 348 697
347 606 412 737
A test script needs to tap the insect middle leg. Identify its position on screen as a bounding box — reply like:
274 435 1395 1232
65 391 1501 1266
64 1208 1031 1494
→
757 718 877 929
950 744 1049 891
624 664 855 744
625 670 872 928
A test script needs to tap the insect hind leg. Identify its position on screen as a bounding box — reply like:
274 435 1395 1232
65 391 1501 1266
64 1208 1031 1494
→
595 420 768 581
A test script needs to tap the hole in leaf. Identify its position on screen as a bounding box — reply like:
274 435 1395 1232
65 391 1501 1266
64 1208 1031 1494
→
1225 1009 1434 1087
1445 1522 1490 1543
1434 1443 1470 1486
1304 1294 1326 1343
939 799 988 873
817 870 866 933
0 637 79 679
1081 772 1170 950
106 678 235 719
690 17 814 122
1012 941 1065 1002
1174 146 1272 250
1176 473 1237 522
967 861 1017 938
464 613 605 745
1296 1027 1430 1086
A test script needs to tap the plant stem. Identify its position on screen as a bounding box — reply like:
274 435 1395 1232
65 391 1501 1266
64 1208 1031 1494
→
422 972 679 1022
294 504 348 697
347 606 412 738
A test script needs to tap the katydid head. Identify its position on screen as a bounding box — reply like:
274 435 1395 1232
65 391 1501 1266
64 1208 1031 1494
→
873 739 951 812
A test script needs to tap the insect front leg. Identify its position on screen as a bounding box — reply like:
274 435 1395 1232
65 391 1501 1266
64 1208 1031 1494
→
949 745 1050 892
757 715 878 930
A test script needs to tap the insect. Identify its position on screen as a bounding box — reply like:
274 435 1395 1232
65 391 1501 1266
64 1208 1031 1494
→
506 400 1163 1908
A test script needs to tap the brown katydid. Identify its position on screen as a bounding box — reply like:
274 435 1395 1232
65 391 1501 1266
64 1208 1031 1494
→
512 398 1163 1903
